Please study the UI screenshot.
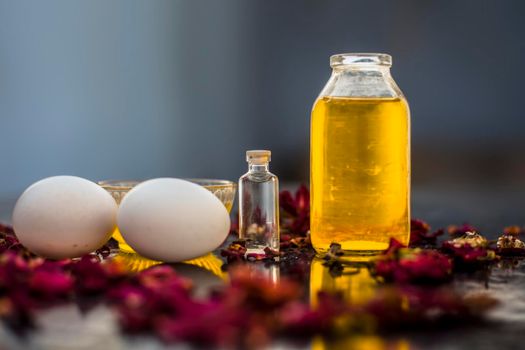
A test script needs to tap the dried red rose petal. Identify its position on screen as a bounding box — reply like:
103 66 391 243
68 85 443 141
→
221 240 248 263
0 225 29 256
384 237 406 255
409 219 444 247
28 262 73 300
0 223 15 236
280 185 310 236
139 265 192 292
280 292 347 336
155 301 247 346
447 224 479 239
0 252 32 287
71 256 112 294
373 239 452 284
108 285 156 332
228 265 302 308
289 236 311 249
441 240 497 269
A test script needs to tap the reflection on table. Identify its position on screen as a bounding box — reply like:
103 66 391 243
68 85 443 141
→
114 251 226 279
309 258 376 308
309 258 410 350
312 335 410 350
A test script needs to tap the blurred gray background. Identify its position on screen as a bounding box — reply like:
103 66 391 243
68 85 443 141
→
0 0 524 228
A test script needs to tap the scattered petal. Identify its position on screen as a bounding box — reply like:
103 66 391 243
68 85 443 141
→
410 219 444 247
447 224 479 239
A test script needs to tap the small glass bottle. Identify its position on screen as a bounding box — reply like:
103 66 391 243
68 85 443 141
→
238 150 280 254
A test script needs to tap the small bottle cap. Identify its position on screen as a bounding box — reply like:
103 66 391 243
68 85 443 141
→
246 150 271 164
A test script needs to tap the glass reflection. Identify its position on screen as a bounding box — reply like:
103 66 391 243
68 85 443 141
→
312 335 410 350
237 261 280 284
113 251 161 272
114 252 227 280
309 257 411 350
183 253 228 280
309 257 376 308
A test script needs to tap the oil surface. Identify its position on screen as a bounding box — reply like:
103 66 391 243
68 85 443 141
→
310 97 410 253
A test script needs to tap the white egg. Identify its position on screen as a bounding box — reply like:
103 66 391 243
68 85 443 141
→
12 176 117 259
117 178 230 262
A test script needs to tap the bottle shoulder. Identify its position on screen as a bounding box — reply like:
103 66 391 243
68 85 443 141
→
239 171 278 184
318 69 405 100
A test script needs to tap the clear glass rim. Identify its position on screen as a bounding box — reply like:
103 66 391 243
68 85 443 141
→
330 53 392 68
98 180 141 191
98 178 236 191
184 178 237 190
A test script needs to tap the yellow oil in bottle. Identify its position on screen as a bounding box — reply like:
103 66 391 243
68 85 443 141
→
310 97 410 254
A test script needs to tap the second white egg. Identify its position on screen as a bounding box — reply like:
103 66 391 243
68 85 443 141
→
117 178 231 262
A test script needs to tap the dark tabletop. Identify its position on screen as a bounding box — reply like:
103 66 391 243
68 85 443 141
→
0 185 524 350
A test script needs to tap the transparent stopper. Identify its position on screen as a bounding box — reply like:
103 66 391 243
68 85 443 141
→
246 150 271 165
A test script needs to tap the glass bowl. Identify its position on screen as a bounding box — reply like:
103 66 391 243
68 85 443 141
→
183 178 236 213
98 178 236 252
98 179 236 211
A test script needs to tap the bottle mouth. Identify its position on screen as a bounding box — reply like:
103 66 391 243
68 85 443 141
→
330 53 392 68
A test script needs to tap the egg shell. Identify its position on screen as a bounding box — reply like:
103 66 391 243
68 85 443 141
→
12 176 118 259
117 178 231 262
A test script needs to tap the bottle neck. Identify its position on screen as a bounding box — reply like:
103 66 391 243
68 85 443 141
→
249 163 269 173
332 65 391 75
320 65 401 99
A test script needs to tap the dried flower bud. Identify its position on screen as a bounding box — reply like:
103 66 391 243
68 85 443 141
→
503 226 523 236
327 243 344 258
447 224 478 239
409 219 443 247
451 231 488 248
497 235 525 249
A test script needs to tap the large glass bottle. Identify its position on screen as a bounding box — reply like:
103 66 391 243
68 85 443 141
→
310 53 410 255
